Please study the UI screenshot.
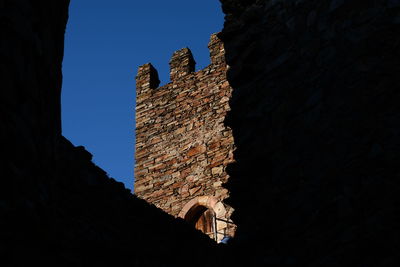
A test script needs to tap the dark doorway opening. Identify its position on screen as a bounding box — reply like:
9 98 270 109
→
184 205 215 237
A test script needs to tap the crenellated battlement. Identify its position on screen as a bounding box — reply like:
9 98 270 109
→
169 47 196 81
208 33 225 65
135 33 226 96
135 63 160 95
134 32 236 242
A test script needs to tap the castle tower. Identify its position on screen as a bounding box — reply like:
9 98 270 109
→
134 33 236 242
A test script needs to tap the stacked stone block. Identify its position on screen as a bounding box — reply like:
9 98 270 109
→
135 34 235 241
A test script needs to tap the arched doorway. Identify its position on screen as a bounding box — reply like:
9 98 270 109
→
178 196 236 242
184 204 215 237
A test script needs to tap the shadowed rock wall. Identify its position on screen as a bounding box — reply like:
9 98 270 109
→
220 0 400 265
0 1 220 266
4 0 400 266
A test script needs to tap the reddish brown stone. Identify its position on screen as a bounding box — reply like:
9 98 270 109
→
134 33 236 241
187 145 206 157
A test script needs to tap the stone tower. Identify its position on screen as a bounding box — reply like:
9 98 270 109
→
134 33 235 242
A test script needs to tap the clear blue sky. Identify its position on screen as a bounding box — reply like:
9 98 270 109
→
61 1 224 191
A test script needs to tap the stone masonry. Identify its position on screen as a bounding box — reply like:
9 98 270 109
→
135 34 236 242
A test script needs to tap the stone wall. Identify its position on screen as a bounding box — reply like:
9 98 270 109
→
135 34 236 241
5 0 399 265
220 0 400 265
1 1 222 266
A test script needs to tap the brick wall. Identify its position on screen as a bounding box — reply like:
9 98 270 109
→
135 34 235 241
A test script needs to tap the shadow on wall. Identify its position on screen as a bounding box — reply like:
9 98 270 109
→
3 0 400 266
220 0 400 265
0 1 222 266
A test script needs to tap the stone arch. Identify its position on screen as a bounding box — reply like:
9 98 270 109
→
178 196 226 219
178 196 231 242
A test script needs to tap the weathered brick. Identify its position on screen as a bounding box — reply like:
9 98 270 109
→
134 33 236 241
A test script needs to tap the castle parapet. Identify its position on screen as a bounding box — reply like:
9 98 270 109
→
136 63 160 96
169 48 196 81
208 33 225 66
134 32 235 242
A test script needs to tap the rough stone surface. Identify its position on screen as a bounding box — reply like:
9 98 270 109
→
135 34 236 241
220 0 400 265
4 0 400 265
0 1 220 266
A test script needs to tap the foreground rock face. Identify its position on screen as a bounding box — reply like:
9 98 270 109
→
3 0 400 266
0 1 219 266
220 0 400 265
